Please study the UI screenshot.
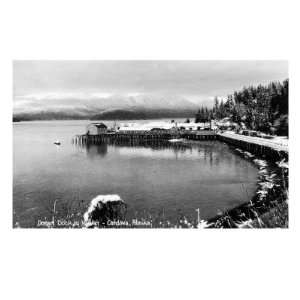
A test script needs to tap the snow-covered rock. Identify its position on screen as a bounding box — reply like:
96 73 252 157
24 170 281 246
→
83 194 126 227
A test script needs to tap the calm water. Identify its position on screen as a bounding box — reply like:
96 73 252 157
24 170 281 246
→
13 120 258 227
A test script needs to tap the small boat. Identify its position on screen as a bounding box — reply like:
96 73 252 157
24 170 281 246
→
168 138 184 143
54 141 61 145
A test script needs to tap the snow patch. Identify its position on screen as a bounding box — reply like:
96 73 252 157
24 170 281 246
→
253 159 268 168
277 159 289 169
83 194 125 227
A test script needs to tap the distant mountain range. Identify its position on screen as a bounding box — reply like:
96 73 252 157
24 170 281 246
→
13 94 199 121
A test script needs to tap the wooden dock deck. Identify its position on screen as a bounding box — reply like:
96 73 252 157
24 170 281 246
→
218 132 288 152
218 132 288 160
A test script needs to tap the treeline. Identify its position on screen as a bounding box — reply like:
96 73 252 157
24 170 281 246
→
195 79 288 136
13 109 196 122
13 112 90 121
90 109 195 120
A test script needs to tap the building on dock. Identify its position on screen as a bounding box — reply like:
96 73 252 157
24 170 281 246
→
87 122 108 135
177 122 211 131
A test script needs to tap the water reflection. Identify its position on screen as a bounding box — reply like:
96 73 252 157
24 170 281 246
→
73 138 235 167
85 143 108 158
74 138 194 159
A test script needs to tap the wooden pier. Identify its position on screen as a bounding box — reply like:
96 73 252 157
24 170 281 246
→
218 132 288 161
73 130 218 144
73 130 288 161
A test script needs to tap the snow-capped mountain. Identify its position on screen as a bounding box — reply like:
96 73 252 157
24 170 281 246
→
13 93 199 119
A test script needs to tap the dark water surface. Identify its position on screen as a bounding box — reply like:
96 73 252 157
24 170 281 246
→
13 120 258 227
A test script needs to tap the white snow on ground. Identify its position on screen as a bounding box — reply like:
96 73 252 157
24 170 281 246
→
277 158 289 169
258 181 274 189
118 121 208 131
243 151 255 158
253 159 268 168
119 121 176 131
197 220 211 229
234 219 254 228
271 136 288 147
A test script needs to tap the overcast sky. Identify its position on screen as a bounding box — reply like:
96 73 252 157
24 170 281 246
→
13 60 288 110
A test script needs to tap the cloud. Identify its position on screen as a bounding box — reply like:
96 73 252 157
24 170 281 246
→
90 92 113 99
126 92 143 97
15 92 113 101
13 91 199 114
13 60 288 113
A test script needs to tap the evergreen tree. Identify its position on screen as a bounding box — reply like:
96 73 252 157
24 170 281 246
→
193 79 288 135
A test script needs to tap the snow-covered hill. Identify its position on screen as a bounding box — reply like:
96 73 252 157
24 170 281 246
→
13 93 198 116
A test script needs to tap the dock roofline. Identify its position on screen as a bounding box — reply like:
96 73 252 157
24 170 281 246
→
90 122 107 128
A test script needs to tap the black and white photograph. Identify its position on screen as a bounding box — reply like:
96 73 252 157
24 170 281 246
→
2 1 299 299
13 60 288 228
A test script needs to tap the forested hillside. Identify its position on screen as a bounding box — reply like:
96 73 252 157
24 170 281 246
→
195 79 288 136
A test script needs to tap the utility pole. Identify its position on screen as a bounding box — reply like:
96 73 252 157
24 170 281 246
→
196 208 201 225
52 199 58 226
